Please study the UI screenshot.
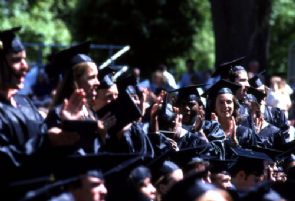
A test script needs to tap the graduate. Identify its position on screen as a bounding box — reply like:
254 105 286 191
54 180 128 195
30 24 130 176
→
45 42 107 155
0 27 79 183
203 79 263 152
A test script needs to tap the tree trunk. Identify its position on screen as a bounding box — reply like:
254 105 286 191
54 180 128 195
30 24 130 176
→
210 0 272 71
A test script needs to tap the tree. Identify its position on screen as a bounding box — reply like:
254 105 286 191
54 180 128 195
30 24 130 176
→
0 0 76 65
67 0 203 76
210 0 272 71
268 0 295 74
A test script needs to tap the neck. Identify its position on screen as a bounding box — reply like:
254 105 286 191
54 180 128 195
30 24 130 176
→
219 117 233 135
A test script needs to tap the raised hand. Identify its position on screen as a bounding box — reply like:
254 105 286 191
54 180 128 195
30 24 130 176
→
60 89 87 120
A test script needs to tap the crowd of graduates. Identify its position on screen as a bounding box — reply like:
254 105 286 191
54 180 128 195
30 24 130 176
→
1 26 295 201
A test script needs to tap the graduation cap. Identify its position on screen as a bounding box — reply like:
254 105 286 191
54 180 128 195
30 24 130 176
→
163 171 218 201
116 73 138 93
45 41 92 79
169 147 211 170
0 26 24 54
201 79 241 98
208 158 235 174
170 84 206 106
212 56 246 78
229 147 272 176
249 146 283 162
9 153 144 201
145 149 182 184
97 66 121 89
247 86 267 103
96 87 142 135
248 70 266 88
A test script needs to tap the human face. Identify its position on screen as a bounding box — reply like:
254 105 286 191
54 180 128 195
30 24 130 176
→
79 177 107 201
179 101 198 124
212 173 232 189
5 50 29 89
241 174 263 190
139 177 157 201
215 94 234 119
234 71 250 100
76 62 100 106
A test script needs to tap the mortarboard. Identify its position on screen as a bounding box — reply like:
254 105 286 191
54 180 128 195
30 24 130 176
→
247 86 267 103
168 147 211 169
97 66 122 89
145 149 182 184
170 84 206 106
0 26 24 54
116 73 138 93
229 147 272 177
96 87 142 135
45 41 92 79
248 70 266 89
201 79 241 98
9 153 144 201
212 56 246 78
163 171 218 201
249 146 283 162
208 158 235 174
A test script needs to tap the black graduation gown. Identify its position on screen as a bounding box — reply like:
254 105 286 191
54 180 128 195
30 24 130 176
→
264 105 289 133
45 105 103 155
104 122 154 157
0 94 50 177
257 123 286 150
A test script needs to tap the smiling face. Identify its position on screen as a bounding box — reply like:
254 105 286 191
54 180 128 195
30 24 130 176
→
75 62 100 106
4 50 29 90
215 93 234 119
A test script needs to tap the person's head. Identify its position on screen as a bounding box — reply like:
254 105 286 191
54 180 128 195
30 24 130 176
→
230 157 266 191
155 161 183 196
211 171 232 190
73 61 100 106
71 170 107 201
49 42 100 107
204 80 240 121
0 27 28 92
128 166 157 201
174 85 204 125
229 66 250 100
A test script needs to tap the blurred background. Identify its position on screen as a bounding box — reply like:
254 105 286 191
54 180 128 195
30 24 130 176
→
1 0 295 83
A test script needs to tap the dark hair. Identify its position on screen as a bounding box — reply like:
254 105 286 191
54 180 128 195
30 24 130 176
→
205 93 241 123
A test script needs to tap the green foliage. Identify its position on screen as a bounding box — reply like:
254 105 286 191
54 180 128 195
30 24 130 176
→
0 0 75 64
68 0 213 77
172 0 215 79
269 0 295 74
